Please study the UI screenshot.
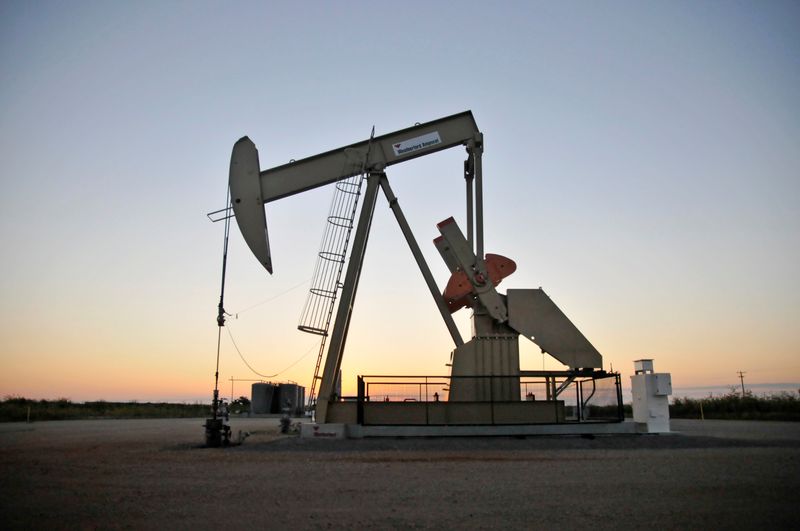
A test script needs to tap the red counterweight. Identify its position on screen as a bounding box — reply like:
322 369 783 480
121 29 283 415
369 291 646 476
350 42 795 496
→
443 253 516 313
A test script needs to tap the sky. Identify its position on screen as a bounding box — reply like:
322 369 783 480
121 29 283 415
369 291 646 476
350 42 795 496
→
1 1 798 402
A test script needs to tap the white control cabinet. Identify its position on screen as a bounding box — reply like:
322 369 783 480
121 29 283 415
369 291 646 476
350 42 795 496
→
630 359 672 433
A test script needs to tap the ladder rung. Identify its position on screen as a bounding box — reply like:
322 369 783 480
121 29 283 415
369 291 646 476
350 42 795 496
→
309 287 337 299
318 251 345 263
297 325 328 336
327 215 354 229
336 180 362 194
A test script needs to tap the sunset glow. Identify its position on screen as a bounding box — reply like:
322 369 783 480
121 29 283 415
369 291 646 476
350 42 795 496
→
1 2 798 403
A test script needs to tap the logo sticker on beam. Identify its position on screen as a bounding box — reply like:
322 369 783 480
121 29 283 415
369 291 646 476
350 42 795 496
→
392 131 442 156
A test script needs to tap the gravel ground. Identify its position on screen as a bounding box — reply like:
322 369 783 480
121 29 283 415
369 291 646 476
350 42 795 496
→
1 417 798 529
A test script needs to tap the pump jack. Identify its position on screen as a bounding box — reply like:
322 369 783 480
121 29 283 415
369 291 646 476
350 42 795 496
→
226 111 609 427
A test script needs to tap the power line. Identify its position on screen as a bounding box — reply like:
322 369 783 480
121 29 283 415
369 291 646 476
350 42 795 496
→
225 326 318 379
230 278 311 317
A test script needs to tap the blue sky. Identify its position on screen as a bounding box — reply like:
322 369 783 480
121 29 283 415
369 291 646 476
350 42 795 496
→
1 1 798 401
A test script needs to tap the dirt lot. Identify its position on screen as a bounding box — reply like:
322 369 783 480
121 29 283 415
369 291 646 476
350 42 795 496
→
1 417 798 529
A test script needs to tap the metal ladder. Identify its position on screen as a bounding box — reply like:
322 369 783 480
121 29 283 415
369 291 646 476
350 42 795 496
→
299 141 372 408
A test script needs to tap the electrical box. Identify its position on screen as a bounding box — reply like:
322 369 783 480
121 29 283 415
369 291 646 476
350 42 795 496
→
630 359 672 433
655 373 672 396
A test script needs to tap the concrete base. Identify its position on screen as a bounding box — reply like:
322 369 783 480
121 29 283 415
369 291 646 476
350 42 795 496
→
302 421 638 438
634 421 674 434
299 423 347 439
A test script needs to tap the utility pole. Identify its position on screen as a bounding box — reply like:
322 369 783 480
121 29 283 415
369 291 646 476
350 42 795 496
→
737 371 746 398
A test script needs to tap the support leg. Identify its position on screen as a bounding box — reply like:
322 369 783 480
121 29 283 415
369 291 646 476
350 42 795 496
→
379 176 464 347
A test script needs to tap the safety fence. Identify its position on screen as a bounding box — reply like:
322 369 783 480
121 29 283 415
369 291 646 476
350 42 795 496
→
354 371 623 425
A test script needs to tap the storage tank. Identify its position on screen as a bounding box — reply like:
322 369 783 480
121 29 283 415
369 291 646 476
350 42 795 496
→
251 383 276 414
297 386 306 415
277 384 305 415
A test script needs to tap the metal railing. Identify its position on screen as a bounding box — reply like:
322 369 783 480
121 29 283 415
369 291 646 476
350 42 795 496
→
355 371 623 426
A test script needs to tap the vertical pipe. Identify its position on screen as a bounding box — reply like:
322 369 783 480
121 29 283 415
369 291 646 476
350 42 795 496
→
425 393 430 425
356 376 364 425
464 154 474 251
473 133 484 260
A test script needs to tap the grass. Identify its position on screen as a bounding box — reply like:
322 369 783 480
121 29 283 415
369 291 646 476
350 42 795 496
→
0 396 211 422
669 391 800 421
5 392 799 423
